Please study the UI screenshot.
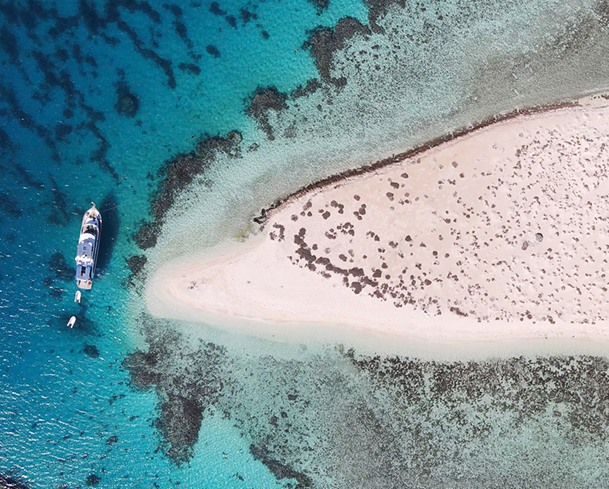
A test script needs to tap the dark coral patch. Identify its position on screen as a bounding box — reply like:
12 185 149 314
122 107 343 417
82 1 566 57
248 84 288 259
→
48 251 74 282
126 254 148 285
0 26 20 65
83 344 100 358
246 86 289 139
114 81 139 118
364 0 407 33
124 326 227 464
292 78 322 99
0 192 22 217
206 44 221 58
303 17 370 84
308 0 329 14
116 20 176 89
156 394 204 463
239 7 255 23
209 2 227 16
250 445 313 489
0 473 31 488
48 176 72 225
54 122 73 141
134 131 242 250
178 62 201 75
0 127 14 152
106 434 119 445
85 473 100 486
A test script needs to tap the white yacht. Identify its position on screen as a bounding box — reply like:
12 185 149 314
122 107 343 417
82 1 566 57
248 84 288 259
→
75 203 102 290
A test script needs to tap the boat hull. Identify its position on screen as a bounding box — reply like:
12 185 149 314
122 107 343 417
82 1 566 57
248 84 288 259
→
75 204 102 290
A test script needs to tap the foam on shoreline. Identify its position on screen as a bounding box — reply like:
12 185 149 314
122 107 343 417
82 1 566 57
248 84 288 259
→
147 96 609 355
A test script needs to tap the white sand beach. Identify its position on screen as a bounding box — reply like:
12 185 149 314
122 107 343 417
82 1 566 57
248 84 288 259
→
147 95 609 346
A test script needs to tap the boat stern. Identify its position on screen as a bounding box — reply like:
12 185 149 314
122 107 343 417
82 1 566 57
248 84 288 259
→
76 278 93 290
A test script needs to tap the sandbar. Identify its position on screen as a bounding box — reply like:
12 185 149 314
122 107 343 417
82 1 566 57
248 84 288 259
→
147 95 609 348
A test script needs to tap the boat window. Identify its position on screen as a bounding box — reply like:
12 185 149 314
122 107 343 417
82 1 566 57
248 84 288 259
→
81 266 86 276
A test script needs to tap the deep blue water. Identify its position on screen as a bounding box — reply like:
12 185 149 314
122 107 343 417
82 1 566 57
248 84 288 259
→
1 0 609 487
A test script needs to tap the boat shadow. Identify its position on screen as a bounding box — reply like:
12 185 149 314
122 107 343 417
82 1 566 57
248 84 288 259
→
96 191 120 274
59 306 96 334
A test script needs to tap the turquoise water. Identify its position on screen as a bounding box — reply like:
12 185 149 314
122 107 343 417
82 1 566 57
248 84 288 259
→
1 0 609 487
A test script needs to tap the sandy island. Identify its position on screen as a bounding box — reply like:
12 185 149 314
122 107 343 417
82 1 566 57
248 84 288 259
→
147 95 609 346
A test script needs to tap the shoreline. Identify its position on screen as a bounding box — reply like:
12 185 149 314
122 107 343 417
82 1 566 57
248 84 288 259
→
146 240 609 360
147 94 609 356
251 98 584 225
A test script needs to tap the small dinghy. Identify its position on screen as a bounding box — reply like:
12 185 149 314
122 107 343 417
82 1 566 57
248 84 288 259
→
75 203 102 290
